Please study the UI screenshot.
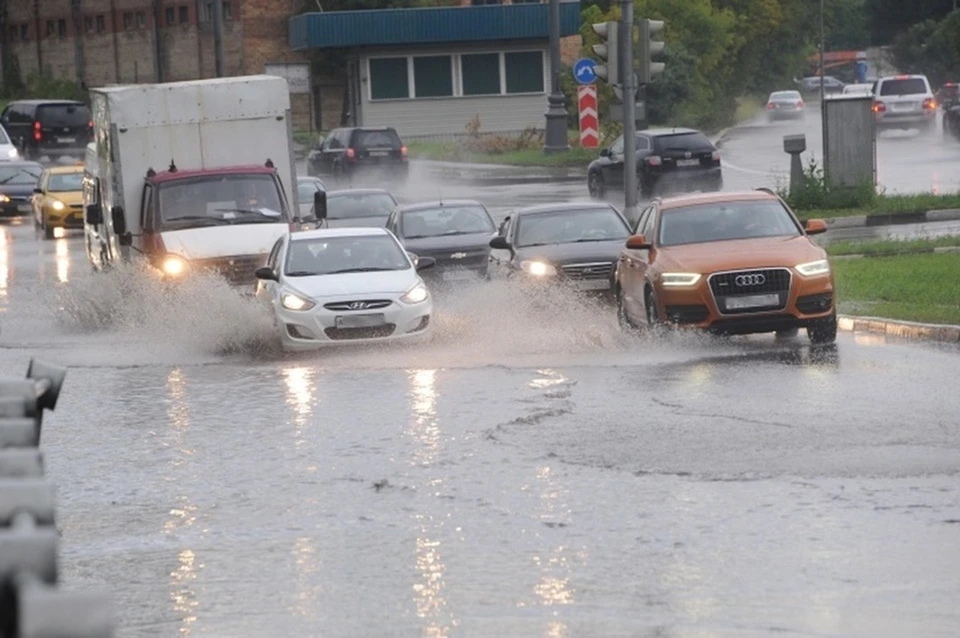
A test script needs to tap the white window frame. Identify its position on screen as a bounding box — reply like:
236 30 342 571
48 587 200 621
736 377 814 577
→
366 48 547 102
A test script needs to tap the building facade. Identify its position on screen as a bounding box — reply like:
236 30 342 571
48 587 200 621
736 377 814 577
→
290 0 581 140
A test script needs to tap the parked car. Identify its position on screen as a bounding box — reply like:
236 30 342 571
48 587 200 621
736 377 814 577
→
935 82 960 110
798 75 845 95
587 128 723 200
296 176 326 220
766 90 805 120
0 99 93 161
322 188 399 228
871 74 937 133
253 227 436 350
487 202 632 296
32 164 85 239
613 189 836 344
307 126 409 185
385 199 498 286
0 124 20 161
0 160 44 219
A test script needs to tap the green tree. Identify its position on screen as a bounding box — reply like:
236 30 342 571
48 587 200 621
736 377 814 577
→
891 10 960 87
865 0 955 44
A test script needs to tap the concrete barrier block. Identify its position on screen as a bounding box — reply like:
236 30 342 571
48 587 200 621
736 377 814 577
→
0 480 56 526
0 527 58 584
0 450 45 478
19 585 114 638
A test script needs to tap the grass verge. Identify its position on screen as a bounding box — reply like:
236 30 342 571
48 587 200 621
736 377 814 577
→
406 139 599 167
834 252 960 324
794 192 960 221
826 236 960 257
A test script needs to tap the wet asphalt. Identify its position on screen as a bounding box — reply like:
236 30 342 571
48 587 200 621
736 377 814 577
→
1 126 959 636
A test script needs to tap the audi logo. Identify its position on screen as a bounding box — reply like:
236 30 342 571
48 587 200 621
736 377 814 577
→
348 301 368 310
735 274 766 286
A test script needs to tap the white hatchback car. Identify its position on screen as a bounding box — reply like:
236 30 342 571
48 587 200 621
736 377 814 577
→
254 227 436 350
0 124 20 161
872 74 937 133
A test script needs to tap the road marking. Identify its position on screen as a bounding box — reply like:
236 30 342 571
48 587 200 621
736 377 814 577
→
721 160 781 177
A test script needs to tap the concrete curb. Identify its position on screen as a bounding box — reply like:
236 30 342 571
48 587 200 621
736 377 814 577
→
838 314 960 344
825 208 960 229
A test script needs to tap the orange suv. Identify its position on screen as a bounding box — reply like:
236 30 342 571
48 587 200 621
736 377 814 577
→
614 190 837 344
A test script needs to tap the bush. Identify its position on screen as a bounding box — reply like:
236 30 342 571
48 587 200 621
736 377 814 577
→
460 115 544 154
778 157 877 211
0 70 86 103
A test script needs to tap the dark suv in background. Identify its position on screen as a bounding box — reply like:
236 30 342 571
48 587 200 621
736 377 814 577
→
587 128 723 200
0 100 93 161
307 126 409 185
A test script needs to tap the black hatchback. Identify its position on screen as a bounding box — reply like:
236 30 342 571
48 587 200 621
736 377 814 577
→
0 100 93 161
307 126 409 185
587 128 723 200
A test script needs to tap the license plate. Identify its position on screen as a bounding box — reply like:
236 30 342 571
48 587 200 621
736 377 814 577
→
726 293 779 310
442 270 474 281
574 279 610 291
368 150 390 157
18 204 32 213
58 137 76 143
893 103 915 111
677 159 699 167
335 313 386 329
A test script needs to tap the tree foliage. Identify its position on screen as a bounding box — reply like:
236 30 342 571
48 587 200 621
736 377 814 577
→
891 10 960 88
864 0 955 45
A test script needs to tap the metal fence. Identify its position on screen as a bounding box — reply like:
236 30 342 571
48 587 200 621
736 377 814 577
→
1 360 113 638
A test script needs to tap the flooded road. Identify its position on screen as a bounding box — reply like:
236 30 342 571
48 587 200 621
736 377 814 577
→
2 222 959 637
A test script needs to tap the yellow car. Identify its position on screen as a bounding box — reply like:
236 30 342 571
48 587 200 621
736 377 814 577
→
33 165 85 239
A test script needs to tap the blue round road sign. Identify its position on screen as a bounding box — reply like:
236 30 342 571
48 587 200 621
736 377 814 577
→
573 58 597 85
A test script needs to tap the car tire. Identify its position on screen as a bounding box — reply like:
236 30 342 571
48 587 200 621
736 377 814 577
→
807 311 838 345
587 172 605 200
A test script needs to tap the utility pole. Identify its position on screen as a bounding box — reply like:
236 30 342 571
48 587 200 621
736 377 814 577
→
152 0 163 82
621 0 638 217
71 0 85 86
212 0 225 77
543 0 570 153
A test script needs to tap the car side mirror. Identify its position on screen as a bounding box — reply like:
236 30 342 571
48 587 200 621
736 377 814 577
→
625 234 651 250
600 148 611 158
255 266 278 281
415 256 436 271
33 188 43 194
489 236 510 250
313 190 327 220
804 218 828 235
85 203 103 225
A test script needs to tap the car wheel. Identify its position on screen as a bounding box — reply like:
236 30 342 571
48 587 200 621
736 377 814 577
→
775 327 799 339
587 172 605 200
807 311 838 345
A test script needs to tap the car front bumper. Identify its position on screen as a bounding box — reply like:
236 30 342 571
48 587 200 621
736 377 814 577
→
44 206 85 229
274 296 433 350
0 199 33 217
651 270 835 335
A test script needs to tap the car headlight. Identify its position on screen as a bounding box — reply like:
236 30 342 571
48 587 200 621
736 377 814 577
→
520 260 557 276
281 292 315 311
400 281 429 304
661 272 702 287
51 199 65 211
795 259 830 276
6 148 17 158
161 254 188 276
0 194 9 203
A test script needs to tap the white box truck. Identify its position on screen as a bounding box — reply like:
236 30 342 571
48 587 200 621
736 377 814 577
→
82 75 325 287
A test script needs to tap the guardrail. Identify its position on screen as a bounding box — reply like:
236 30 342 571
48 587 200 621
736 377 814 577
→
1 359 113 638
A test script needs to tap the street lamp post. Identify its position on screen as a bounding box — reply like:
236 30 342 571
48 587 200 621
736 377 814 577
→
819 0 825 105
544 0 570 154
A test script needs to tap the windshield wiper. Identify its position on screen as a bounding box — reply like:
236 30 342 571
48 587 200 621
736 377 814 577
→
164 215 233 225
571 237 618 243
328 267 396 274
214 207 284 220
285 271 317 277
441 230 488 236
0 174 28 185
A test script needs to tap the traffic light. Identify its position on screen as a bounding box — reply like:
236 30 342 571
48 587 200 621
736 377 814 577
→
591 21 620 86
639 18 665 84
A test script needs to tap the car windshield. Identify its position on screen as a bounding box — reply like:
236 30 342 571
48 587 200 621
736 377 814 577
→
879 78 927 96
37 103 91 127
328 192 396 219
0 127 9 144
401 205 495 238
284 234 410 276
515 208 630 247
354 129 401 150
48 172 84 192
771 91 800 100
654 132 712 152
0 164 42 185
158 174 287 228
659 200 801 247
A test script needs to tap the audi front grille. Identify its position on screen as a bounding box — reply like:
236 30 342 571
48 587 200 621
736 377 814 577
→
708 267 792 315
323 299 393 312
560 262 614 280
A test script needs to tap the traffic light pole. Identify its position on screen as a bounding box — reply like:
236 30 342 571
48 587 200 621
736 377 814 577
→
621 0 639 217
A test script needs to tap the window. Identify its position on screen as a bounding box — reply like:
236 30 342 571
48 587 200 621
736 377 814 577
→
512 0 541 3
136 11 145 28
413 56 452 98
179 6 189 23
123 12 133 30
46 20 55 36
21 24 29 40
166 7 176 24
505 51 544 94
58 19 67 37
471 0 501 4
96 15 105 33
461 53 500 96
84 16 94 34
223 1 232 20
369 57 409 100
9 26 16 41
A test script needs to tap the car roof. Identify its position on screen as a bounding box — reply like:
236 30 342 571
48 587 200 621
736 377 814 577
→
878 74 927 82
297 175 324 182
4 99 87 106
326 188 393 197
0 160 43 168
642 127 701 137
292 227 391 240
149 165 276 184
44 165 85 174
513 202 618 216
398 199 484 212
658 190 780 211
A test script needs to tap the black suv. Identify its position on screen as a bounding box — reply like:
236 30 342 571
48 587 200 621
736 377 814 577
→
307 126 409 185
0 99 93 161
587 128 723 199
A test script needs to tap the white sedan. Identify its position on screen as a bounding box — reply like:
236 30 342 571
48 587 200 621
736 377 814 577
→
254 227 436 350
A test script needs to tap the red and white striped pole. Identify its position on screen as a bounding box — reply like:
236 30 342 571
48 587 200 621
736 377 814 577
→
578 84 599 148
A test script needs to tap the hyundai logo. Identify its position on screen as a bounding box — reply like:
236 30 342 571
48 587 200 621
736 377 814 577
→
582 268 594 274
348 301 368 310
684 151 692 158
735 273 766 286
450 252 467 260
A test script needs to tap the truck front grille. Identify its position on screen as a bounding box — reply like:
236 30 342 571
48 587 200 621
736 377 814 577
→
192 254 265 285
